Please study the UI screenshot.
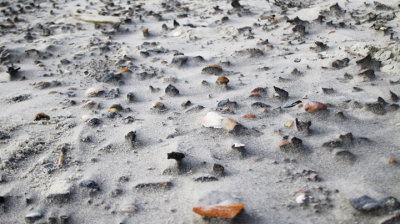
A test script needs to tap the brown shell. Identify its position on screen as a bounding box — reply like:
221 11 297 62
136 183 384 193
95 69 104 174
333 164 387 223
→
251 87 265 93
193 203 245 219
217 76 229 84
305 101 328 112
243 114 256 119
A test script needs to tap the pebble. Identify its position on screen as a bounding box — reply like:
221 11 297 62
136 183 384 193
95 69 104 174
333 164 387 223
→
165 84 179 96
34 112 50 121
45 179 72 203
25 212 43 223
79 180 100 192
280 137 303 153
283 100 302 108
390 91 398 102
332 58 349 68
85 88 104 97
167 152 185 161
87 118 101 127
126 92 135 102
202 64 223 75
251 102 270 108
193 203 245 219
152 102 167 112
295 118 311 135
217 76 229 85
305 101 328 112
218 99 237 108
125 131 137 147
350 195 400 214
181 100 192 108
334 150 356 163
170 55 188 67
213 164 225 176
185 105 205 113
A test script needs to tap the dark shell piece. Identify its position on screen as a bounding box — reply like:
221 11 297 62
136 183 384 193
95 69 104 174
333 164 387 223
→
274 86 289 100
165 84 179 96
125 131 136 147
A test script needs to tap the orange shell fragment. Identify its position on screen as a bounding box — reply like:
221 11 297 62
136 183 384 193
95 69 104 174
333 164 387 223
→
243 114 256 119
305 101 328 112
193 203 245 219
279 141 290 147
251 87 265 93
217 76 229 84
389 158 396 164
120 68 132 73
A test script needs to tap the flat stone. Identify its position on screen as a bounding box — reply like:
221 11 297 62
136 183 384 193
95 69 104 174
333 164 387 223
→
350 195 381 212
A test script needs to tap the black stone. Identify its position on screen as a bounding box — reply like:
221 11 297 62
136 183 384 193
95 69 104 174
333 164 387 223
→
181 100 192 108
165 84 179 96
332 58 349 69
358 69 376 81
167 152 185 161
218 99 238 108
125 131 136 147
231 0 242 8
7 65 20 78
350 195 380 212
390 91 399 102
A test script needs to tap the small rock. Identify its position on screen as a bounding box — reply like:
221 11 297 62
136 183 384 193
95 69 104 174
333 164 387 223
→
218 99 237 108
231 0 242 8
125 131 137 147
167 152 185 161
213 164 225 176
332 58 349 69
233 48 264 58
171 55 188 67
85 88 104 97
87 118 101 127
322 88 334 94
283 100 302 108
120 204 138 213
126 92 135 102
390 91 398 102
7 65 20 78
273 86 289 100
295 118 311 135
79 180 100 192
185 105 204 113
222 118 240 133
193 203 245 219
165 84 179 96
366 102 386 115
194 176 218 182
25 212 43 223
251 102 270 108
202 64 222 75
358 69 376 81
334 150 356 163
34 112 50 121
152 102 166 112
181 100 192 108
305 101 328 112
217 76 229 85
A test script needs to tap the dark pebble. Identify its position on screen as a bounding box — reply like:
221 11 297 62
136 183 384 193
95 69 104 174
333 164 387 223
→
283 100 302 108
0 131 10 140
185 105 204 113
34 112 50 121
127 92 135 102
171 55 188 67
181 100 192 108
194 176 218 182
295 118 311 135
202 65 222 75
165 84 179 96
167 152 185 161
390 91 398 102
7 65 20 78
251 102 270 108
366 102 386 115
213 164 225 176
79 180 100 191
322 88 334 94
87 118 101 127
218 99 238 108
125 131 137 147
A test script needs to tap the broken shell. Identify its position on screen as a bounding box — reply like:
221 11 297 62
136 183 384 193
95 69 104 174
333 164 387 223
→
222 118 239 132
81 115 91 122
202 112 224 128
120 204 138 213
120 68 132 73
85 88 104 97
249 93 261 98
389 158 396 164
34 112 50 121
243 114 255 119
296 193 307 204
280 141 290 147
251 87 265 93
152 102 166 111
142 28 149 37
217 76 229 85
193 203 245 219
305 101 328 112
285 121 293 127
108 108 118 113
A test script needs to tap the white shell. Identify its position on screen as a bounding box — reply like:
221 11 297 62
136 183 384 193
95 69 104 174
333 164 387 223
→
232 143 245 148
202 112 224 128
85 88 103 97
296 193 307 204
81 115 91 122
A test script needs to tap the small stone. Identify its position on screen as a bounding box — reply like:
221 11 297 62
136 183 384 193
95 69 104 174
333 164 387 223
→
7 65 20 78
165 84 179 96
332 58 349 69
218 99 237 108
194 176 218 182
285 121 293 127
202 64 222 75
366 102 386 115
79 180 100 192
350 195 381 213
295 118 311 135
87 118 101 127
142 28 149 37
193 203 245 219
390 91 399 102
334 150 356 163
322 88 334 94
251 102 270 108
85 88 104 97
34 112 50 121
305 101 328 112
181 100 192 108
120 204 138 213
125 131 137 147
110 104 123 111
283 100 302 108
152 102 166 111
213 164 225 176
167 152 185 161
358 69 376 81
185 105 205 113
231 0 242 8
273 86 289 100
171 55 188 67
135 182 172 190
126 92 135 102
25 212 43 223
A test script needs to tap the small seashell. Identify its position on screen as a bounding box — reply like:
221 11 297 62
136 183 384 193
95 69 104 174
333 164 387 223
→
389 158 396 164
120 68 132 73
34 112 50 121
222 118 239 132
85 87 104 97
202 112 224 128
305 101 328 112
120 204 138 213
243 114 255 119
108 108 118 113
251 87 265 93
142 28 149 37
285 121 293 127
202 64 223 75
152 102 166 111
193 203 245 219
217 76 229 85
296 193 307 204
249 93 261 98
81 115 91 122
280 141 290 147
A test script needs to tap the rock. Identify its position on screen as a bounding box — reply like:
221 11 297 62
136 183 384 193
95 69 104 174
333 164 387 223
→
0 131 10 140
167 152 185 161
251 102 270 108
85 88 104 97
332 58 349 69
79 180 100 192
135 182 172 190
194 176 218 182
165 84 179 96
110 104 123 111
25 212 43 223
126 92 135 102
390 91 398 102
273 86 289 100
45 180 72 203
193 203 245 219
233 48 264 58
181 100 192 108
125 131 136 147
87 118 101 127
218 99 237 108
295 118 311 135
102 73 122 85
152 102 167 112
334 150 356 163
322 88 334 94
292 24 306 35
280 137 303 153
213 164 225 176
7 65 20 78
171 55 188 67
313 41 328 51
202 64 222 75
358 69 376 81
34 112 50 121
7 94 31 103
231 0 242 8
350 195 400 214
366 102 386 115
